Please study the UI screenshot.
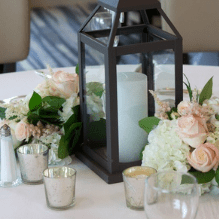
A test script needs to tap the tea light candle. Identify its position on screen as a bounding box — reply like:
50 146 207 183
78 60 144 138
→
117 72 148 162
122 166 157 210
43 167 76 210
17 144 49 184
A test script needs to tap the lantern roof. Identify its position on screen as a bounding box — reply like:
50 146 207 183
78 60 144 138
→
98 0 160 12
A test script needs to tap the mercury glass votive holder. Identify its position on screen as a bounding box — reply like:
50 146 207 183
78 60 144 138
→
17 144 49 184
43 167 77 210
122 166 157 210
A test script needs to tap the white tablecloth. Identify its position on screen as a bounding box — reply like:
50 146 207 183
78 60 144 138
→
1 65 219 219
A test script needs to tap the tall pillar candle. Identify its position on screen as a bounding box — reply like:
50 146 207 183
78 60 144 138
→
117 72 148 162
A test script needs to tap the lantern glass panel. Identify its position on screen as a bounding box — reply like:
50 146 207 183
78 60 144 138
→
83 44 107 156
116 49 175 163
152 49 176 112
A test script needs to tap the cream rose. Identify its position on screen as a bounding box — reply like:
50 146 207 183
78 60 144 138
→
177 101 191 116
177 115 208 148
187 143 219 172
35 71 79 99
15 121 31 141
50 71 79 99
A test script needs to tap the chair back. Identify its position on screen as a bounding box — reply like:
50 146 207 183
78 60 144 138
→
160 0 219 53
0 0 30 64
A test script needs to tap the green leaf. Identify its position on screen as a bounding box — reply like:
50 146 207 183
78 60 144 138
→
58 122 82 159
183 74 193 101
63 105 80 132
139 117 160 134
184 73 191 88
215 114 219 120
199 77 213 105
27 113 40 125
0 107 6 119
65 122 82 140
27 107 63 126
183 82 193 102
68 123 82 155
87 119 106 145
38 108 60 119
42 96 65 110
9 115 18 120
75 63 79 75
215 167 219 185
166 107 178 120
58 136 69 159
189 169 215 184
29 91 42 111
86 82 104 98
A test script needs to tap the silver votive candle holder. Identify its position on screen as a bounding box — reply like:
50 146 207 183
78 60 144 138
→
43 166 77 210
122 166 157 210
17 144 49 184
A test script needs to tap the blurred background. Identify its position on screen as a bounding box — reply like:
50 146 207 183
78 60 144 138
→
16 1 219 72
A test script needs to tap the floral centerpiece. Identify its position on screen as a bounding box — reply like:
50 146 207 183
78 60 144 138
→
0 67 81 164
139 75 219 192
0 66 105 165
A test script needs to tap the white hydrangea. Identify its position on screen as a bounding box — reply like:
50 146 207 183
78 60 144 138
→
3 99 29 122
142 120 190 172
33 132 63 164
206 116 219 151
203 96 219 114
58 93 79 123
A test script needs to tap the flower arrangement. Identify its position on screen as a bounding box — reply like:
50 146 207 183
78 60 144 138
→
139 75 219 189
0 66 105 165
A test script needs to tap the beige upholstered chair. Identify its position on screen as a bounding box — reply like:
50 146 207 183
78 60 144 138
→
160 0 219 63
0 0 30 73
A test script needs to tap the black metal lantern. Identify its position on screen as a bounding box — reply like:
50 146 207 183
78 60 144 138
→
77 0 183 183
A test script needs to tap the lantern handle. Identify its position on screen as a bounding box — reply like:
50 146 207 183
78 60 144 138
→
158 8 182 39
140 10 149 24
78 5 101 32
108 11 121 48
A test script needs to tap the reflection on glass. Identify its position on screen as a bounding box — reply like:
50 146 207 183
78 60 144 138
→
84 45 107 151
90 11 120 46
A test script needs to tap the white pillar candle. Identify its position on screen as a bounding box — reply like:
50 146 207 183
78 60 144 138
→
117 72 148 162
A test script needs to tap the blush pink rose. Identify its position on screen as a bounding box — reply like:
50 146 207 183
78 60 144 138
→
177 115 208 148
15 121 31 141
50 71 79 99
187 143 219 172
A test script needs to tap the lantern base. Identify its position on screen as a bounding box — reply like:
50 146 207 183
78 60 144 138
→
76 151 124 184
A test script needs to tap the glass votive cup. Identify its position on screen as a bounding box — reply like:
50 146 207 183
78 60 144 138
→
122 166 157 210
144 171 199 219
43 166 77 210
17 144 49 184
